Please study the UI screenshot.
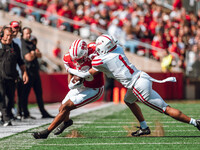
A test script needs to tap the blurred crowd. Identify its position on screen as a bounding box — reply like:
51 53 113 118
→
0 0 200 75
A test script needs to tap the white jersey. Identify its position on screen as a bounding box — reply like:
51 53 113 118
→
92 45 141 89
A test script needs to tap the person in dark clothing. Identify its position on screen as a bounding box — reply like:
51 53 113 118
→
0 26 28 126
21 27 53 119
103 76 114 102
10 21 24 119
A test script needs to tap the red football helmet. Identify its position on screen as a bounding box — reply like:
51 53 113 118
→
69 39 88 64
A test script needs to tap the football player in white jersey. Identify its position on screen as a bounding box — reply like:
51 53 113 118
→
32 40 104 139
67 34 200 136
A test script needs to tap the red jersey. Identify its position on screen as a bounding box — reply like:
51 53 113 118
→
63 43 104 88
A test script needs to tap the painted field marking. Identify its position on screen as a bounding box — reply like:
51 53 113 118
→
75 125 192 128
37 142 200 146
60 130 198 133
73 121 192 124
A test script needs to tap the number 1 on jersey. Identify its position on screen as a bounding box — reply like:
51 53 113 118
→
119 55 134 74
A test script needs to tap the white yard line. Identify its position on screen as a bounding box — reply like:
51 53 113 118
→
73 125 192 128
37 142 200 146
73 121 195 124
50 130 198 133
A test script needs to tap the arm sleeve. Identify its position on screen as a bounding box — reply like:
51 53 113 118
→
21 40 30 57
15 43 25 66
68 68 94 81
64 64 70 71
91 57 104 72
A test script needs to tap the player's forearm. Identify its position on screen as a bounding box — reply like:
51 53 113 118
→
68 68 94 81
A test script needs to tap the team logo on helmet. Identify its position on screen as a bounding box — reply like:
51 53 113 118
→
69 39 88 64
95 34 116 55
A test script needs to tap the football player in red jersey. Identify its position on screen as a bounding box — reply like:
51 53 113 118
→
32 40 104 139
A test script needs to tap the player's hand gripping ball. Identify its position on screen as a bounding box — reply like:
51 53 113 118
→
72 75 84 84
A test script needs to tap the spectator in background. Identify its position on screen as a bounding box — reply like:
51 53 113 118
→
168 37 181 56
0 0 9 11
52 40 61 58
173 0 182 10
44 0 59 27
73 8 85 35
9 0 24 17
108 18 125 45
186 44 199 76
24 0 36 21
98 8 110 30
161 49 173 72
10 21 25 119
123 19 139 54
151 33 164 61
57 4 73 32
32 0 48 22
21 27 54 119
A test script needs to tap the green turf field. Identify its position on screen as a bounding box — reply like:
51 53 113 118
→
1 101 200 150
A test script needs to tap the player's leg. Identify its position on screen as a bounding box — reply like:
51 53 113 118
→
164 104 200 130
53 102 73 135
32 87 104 139
133 77 200 131
124 89 151 136
165 105 190 123
150 90 200 130
32 99 75 139
125 102 145 122
32 89 78 139
54 86 104 135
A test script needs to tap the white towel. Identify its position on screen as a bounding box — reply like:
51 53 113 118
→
141 72 177 83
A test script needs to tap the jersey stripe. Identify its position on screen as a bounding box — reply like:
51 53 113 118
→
132 87 163 113
63 53 70 63
73 39 79 57
92 58 103 66
101 35 111 41
74 39 81 57
92 62 103 66
75 87 104 107
119 55 134 74
92 59 102 61
108 45 117 53
73 40 78 56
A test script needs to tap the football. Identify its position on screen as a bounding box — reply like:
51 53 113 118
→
72 75 84 84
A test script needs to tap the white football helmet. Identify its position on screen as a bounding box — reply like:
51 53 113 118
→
69 39 88 64
95 34 117 55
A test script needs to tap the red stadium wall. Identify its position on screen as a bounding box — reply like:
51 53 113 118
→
27 72 183 103
113 72 183 103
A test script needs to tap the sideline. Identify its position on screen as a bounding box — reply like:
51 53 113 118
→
0 102 114 139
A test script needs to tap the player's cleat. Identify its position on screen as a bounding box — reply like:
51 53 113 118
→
41 114 54 119
54 119 73 135
196 119 200 131
23 115 36 120
0 120 4 126
131 127 151 136
32 129 50 139
3 121 12 126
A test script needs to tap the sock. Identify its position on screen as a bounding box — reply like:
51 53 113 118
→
140 121 148 129
189 118 197 126
64 119 73 126
41 129 51 135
